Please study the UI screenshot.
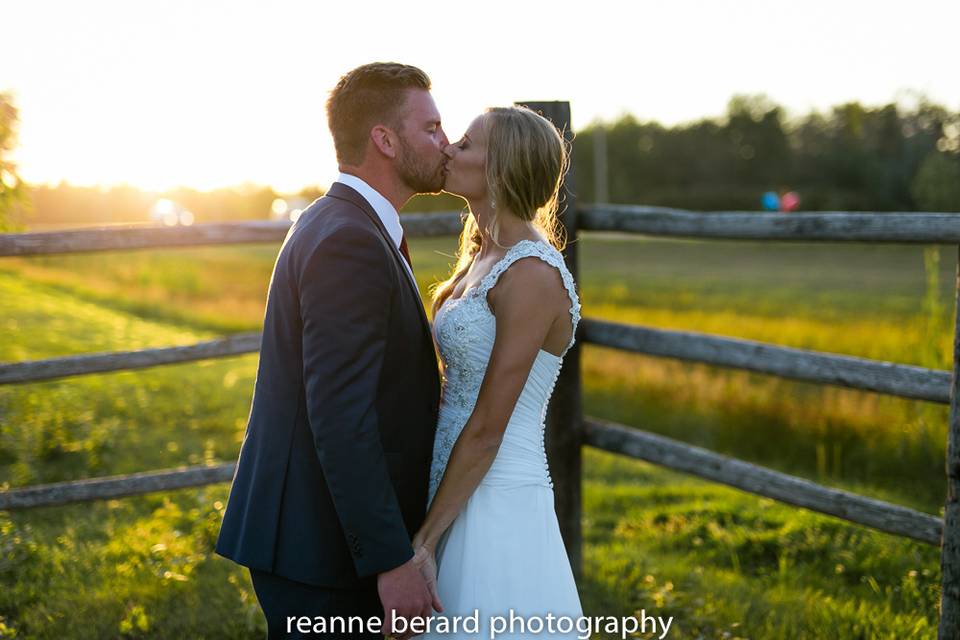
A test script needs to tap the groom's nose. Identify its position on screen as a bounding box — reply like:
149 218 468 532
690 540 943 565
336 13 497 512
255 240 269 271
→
437 127 450 149
442 143 456 159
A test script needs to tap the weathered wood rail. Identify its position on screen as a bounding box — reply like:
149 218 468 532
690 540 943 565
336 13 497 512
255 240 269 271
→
2 321 951 404
0 212 463 256
0 333 262 385
582 205 960 243
2 102 958 636
583 418 944 545
0 464 236 510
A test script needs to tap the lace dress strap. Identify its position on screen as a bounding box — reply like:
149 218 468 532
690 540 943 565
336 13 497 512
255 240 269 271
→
477 239 581 355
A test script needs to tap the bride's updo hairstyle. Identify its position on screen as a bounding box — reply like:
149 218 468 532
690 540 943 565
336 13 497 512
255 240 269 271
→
431 106 570 316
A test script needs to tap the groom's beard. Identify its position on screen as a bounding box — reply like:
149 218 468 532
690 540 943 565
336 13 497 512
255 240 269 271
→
397 136 446 194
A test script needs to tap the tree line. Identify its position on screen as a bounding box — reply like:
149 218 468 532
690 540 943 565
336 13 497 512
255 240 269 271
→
572 94 960 212
2 93 960 230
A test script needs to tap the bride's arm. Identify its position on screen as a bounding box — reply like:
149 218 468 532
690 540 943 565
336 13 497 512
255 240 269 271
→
412 258 566 552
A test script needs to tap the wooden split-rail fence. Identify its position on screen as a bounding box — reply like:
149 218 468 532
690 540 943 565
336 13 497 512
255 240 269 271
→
1 102 958 637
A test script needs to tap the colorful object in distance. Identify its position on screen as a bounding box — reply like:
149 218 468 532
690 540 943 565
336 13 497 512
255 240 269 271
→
761 191 780 211
781 191 800 212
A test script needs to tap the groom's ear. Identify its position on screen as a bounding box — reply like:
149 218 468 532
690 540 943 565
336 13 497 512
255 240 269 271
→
370 124 398 159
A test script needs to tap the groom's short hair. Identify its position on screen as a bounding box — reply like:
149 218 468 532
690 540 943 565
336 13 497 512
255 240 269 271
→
327 62 432 165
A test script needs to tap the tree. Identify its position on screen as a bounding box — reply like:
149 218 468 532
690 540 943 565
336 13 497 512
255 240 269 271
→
724 94 790 187
912 151 960 211
0 92 26 231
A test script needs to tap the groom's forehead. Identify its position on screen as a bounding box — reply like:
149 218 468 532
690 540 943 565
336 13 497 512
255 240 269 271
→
402 89 441 124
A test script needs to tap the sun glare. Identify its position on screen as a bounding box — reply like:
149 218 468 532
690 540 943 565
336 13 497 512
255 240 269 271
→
2 1 959 191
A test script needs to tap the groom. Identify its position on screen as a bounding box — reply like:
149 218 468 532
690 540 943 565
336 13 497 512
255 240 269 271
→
216 63 447 639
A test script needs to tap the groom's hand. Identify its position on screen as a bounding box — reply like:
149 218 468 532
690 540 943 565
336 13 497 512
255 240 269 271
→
378 558 434 640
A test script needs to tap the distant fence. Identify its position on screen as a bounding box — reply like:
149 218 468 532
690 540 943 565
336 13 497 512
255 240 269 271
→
1 102 958 638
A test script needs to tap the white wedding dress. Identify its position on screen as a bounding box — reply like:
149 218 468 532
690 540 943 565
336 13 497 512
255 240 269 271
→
422 239 584 639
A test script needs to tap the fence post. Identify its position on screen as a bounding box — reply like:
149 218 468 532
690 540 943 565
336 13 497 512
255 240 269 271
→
940 245 960 638
516 100 583 577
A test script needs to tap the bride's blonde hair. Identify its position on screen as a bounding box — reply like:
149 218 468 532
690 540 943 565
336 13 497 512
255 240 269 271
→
431 106 570 316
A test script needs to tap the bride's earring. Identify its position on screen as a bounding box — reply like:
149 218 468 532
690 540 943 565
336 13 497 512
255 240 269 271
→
490 195 497 209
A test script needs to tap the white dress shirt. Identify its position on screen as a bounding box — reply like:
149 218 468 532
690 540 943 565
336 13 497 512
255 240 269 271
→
335 172 416 283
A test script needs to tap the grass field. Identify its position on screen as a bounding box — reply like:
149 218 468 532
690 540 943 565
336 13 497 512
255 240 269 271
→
0 232 953 638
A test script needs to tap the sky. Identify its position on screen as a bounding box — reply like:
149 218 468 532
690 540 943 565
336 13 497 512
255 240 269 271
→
2 0 959 193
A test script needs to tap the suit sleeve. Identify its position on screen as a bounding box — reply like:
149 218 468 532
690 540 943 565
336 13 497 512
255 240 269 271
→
299 224 413 577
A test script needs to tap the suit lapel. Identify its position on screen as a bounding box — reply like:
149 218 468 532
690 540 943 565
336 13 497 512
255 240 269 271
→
326 183 432 336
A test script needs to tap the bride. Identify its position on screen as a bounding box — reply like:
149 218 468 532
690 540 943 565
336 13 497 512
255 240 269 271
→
411 106 583 638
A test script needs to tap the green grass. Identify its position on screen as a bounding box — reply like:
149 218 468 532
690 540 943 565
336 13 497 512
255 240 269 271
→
0 233 952 637
0 272 261 638
581 450 940 639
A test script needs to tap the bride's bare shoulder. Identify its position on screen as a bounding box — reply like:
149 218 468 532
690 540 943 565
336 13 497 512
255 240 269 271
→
487 252 568 314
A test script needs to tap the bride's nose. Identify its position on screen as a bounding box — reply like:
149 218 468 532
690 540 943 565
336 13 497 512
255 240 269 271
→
442 143 457 159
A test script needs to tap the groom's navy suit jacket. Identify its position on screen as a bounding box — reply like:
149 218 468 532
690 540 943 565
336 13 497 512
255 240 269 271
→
215 182 441 587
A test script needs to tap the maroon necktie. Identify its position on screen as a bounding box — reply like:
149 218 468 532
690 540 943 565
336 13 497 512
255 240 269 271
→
399 235 413 271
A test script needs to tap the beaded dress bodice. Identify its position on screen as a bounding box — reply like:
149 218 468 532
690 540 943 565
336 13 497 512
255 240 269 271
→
427 239 581 505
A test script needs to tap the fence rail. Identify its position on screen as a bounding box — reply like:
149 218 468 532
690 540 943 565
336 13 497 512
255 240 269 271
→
582 319 952 404
8 207 960 258
5 320 949 406
0 333 262 385
2 172 959 634
0 417 942 547
0 464 235 510
582 205 960 243
584 418 943 545
0 212 464 257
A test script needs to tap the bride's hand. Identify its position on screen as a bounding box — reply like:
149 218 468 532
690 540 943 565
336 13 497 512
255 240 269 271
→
411 542 443 613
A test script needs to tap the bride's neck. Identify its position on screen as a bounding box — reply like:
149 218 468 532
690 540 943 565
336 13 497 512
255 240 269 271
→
469 201 536 257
